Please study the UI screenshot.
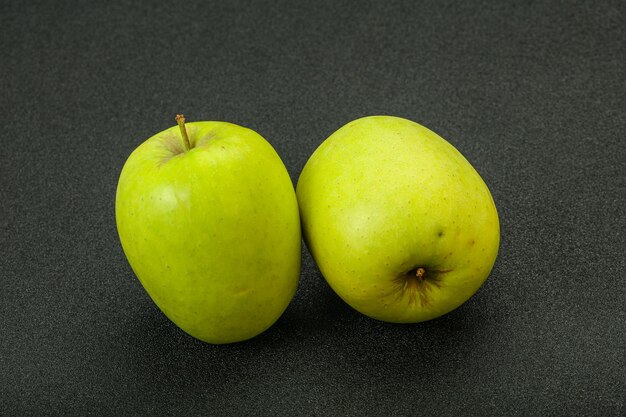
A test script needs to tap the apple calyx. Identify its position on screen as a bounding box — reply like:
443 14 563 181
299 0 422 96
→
393 266 448 307
415 267 427 280
175 114 192 151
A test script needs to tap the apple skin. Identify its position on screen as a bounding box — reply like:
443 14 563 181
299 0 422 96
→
116 121 300 343
296 115 499 323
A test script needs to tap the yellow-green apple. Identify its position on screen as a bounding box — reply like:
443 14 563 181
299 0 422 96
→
297 115 499 323
116 115 300 343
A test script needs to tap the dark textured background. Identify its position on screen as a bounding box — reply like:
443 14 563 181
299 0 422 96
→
1 0 624 415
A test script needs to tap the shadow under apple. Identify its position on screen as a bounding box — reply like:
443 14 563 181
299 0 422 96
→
110 249 502 413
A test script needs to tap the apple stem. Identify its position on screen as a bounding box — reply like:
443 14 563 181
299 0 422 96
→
415 267 426 279
175 114 192 151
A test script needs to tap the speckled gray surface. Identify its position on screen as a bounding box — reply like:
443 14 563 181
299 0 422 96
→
1 0 624 415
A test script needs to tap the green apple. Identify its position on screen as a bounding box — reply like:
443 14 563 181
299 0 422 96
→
116 115 300 343
297 115 499 323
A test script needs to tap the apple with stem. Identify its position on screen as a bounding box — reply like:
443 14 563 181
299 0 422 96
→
297 115 499 323
116 115 301 343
